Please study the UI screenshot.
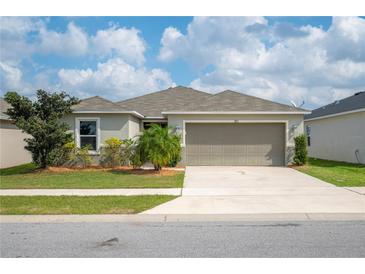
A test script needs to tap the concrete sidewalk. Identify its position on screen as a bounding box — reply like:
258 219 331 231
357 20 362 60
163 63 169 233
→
0 188 181 196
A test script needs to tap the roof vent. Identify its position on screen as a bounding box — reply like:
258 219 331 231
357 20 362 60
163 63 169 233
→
334 100 340 105
354 91 364 96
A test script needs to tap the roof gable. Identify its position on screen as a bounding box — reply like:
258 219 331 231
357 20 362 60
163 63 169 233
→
305 91 365 120
117 86 212 117
169 90 306 112
72 96 125 112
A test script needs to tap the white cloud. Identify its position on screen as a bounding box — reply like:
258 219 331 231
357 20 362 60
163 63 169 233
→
160 16 365 107
0 61 23 89
38 22 89 56
0 18 163 100
91 26 146 65
58 58 175 100
0 17 43 64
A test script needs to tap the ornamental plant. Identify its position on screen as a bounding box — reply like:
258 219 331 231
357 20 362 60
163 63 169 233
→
135 124 181 171
100 137 123 167
293 134 308 165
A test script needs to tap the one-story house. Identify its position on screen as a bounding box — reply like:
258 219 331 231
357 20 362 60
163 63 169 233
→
0 98 32 168
64 86 309 166
304 91 365 164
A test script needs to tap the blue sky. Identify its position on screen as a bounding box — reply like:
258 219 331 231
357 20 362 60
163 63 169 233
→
1 16 365 109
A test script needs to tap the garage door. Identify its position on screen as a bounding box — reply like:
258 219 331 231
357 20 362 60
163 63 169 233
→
185 123 285 166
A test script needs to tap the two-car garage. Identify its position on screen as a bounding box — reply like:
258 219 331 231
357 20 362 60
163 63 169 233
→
185 123 286 166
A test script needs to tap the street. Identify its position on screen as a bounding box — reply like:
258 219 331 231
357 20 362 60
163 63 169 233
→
1 221 365 257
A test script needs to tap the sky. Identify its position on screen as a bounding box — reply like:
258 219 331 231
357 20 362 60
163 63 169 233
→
1 16 365 109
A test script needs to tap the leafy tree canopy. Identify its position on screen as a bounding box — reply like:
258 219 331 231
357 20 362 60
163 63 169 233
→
4 90 80 168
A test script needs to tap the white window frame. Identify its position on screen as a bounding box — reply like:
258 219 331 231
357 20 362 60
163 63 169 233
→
75 117 100 154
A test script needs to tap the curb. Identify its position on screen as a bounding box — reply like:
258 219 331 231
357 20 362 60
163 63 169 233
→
1 213 365 223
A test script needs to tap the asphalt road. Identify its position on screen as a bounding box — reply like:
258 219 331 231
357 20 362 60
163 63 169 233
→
1 221 365 257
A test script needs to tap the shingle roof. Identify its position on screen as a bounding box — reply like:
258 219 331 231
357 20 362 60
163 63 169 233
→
72 96 127 112
305 91 365 120
0 98 10 120
166 90 307 113
117 86 212 117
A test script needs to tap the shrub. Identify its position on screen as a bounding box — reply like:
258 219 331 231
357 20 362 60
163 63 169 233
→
49 142 92 168
75 145 93 168
48 141 75 166
120 138 136 166
293 134 308 165
100 137 123 167
136 124 181 171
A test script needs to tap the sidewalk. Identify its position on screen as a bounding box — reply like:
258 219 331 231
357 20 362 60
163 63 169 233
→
0 188 182 196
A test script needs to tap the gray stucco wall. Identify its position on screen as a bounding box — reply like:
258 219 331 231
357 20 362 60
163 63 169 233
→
0 120 32 168
305 111 365 164
167 114 304 166
62 113 141 147
129 115 142 138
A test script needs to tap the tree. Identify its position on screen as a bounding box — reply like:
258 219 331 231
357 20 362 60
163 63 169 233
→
4 90 80 168
136 124 181 171
293 134 308 165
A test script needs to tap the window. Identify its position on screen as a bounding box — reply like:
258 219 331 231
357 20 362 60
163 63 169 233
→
143 121 167 130
306 125 311 147
76 118 99 151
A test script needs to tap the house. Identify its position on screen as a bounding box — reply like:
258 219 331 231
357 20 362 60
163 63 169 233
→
304 91 365 164
64 86 309 166
0 98 32 168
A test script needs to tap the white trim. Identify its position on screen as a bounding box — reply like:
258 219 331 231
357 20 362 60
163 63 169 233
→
304 108 365 122
181 119 289 165
75 117 101 153
73 110 144 118
162 111 310 115
143 116 165 119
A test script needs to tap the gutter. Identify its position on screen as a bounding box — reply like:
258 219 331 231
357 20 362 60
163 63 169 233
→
161 111 311 115
72 110 145 118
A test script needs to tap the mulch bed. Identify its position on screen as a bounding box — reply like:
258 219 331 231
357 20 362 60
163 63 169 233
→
43 166 184 176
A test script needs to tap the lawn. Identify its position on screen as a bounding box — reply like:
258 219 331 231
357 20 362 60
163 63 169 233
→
0 195 176 215
293 158 365 187
0 163 184 189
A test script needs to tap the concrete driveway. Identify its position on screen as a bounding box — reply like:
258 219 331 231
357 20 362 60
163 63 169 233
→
142 166 365 215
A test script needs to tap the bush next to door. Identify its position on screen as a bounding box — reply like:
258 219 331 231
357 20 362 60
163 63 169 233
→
293 134 308 165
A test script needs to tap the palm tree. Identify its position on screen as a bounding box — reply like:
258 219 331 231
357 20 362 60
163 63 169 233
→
137 124 181 171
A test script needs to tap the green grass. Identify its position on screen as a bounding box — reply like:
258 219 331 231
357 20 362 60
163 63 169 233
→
294 158 365 187
0 163 38 176
0 164 184 189
0 195 176 215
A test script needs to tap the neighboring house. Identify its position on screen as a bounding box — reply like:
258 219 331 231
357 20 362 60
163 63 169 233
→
304 91 365 164
0 98 32 168
64 86 309 166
